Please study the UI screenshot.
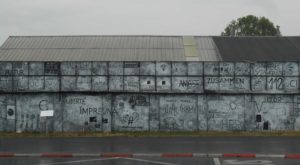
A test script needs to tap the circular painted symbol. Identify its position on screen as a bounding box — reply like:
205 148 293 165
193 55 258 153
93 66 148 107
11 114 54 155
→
39 100 49 110
8 109 14 116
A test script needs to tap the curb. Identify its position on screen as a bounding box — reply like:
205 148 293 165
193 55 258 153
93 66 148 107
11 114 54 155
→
223 153 256 158
101 153 133 158
41 153 73 158
161 153 193 157
0 152 14 157
0 152 299 159
285 154 300 159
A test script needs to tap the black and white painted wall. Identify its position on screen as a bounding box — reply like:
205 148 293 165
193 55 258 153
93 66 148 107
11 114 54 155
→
0 61 300 132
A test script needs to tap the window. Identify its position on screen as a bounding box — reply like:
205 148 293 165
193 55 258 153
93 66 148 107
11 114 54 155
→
256 114 262 122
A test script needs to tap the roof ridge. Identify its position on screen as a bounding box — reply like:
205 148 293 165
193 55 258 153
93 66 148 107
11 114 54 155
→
213 36 300 38
0 48 184 50
9 35 187 38
7 35 235 38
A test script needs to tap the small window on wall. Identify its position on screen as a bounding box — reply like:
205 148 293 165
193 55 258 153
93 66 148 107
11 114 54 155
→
162 81 166 85
256 114 262 122
147 81 151 84
263 121 269 130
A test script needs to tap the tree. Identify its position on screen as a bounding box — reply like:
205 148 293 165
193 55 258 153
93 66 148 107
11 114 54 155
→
221 15 281 36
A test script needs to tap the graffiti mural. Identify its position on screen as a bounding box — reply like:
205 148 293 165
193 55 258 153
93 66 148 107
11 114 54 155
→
294 96 300 130
0 95 15 131
0 61 300 132
160 95 197 131
16 94 61 132
0 61 299 93
247 95 294 131
205 95 245 131
63 94 105 132
198 95 207 130
0 94 300 132
112 94 149 131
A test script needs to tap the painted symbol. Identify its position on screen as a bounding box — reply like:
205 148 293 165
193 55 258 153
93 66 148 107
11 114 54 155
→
7 109 14 116
229 103 237 110
123 112 139 126
89 117 97 122
39 100 49 110
95 124 101 128
160 64 167 71
128 117 134 125
163 117 179 130
102 118 108 123
7 105 16 120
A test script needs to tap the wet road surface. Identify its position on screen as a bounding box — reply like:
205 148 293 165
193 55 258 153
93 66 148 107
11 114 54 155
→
1 137 300 165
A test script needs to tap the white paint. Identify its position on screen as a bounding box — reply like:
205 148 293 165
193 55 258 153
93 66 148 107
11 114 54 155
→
37 157 177 165
255 154 285 158
40 110 54 117
214 158 221 165
223 159 274 165
37 157 119 165
123 157 177 165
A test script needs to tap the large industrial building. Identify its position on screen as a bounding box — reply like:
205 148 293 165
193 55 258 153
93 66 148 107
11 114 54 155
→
0 35 300 132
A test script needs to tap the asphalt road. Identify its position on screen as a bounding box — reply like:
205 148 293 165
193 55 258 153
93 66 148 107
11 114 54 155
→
0 157 300 165
0 136 300 153
0 137 300 165
0 157 217 165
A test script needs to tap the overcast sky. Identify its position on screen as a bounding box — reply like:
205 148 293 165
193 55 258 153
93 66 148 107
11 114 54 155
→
1 0 299 45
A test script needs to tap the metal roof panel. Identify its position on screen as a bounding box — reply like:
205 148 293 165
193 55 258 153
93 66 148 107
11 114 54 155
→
213 36 300 61
2 35 299 61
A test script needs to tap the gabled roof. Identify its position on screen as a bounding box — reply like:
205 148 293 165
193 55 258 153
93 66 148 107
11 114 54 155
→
1 35 300 61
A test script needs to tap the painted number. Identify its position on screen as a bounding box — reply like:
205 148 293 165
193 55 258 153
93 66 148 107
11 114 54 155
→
268 77 283 89
223 159 274 165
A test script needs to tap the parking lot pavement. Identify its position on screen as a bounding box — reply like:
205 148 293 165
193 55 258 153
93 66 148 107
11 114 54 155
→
0 157 300 165
0 157 214 165
1 137 300 164
220 158 300 165
1 137 300 153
